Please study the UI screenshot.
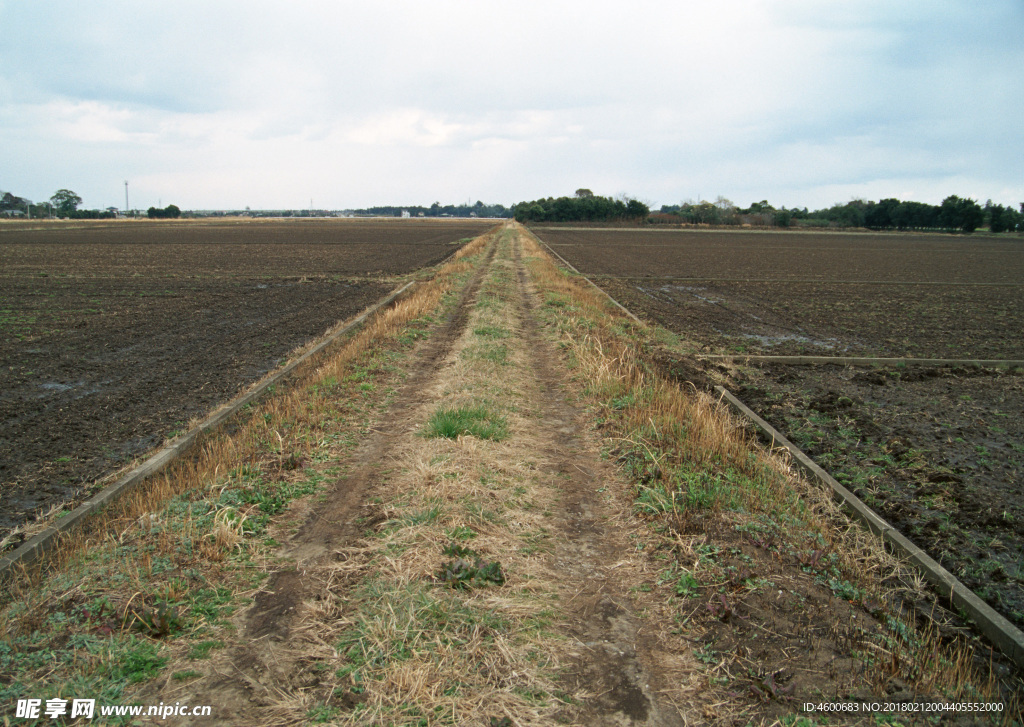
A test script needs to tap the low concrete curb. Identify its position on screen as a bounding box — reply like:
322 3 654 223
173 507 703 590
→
529 231 645 327
715 385 1024 671
701 355 1024 368
0 280 417 581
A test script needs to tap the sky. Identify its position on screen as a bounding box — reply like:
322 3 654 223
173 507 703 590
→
2 1 1022 212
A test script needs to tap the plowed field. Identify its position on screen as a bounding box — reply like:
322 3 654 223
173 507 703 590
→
535 226 1024 631
0 218 493 536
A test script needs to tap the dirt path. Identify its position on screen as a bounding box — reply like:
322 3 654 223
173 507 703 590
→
141 223 695 724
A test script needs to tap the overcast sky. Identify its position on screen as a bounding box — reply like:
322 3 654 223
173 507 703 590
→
2 1 1022 211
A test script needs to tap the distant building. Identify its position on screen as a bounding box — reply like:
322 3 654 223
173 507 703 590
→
401 210 411 218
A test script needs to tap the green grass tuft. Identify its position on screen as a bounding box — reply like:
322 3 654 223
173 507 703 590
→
423 405 508 441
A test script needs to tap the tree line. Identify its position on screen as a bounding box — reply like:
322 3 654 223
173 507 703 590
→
4 186 1021 233
512 189 649 223
147 204 181 218
0 188 183 219
658 195 1023 233
352 201 511 218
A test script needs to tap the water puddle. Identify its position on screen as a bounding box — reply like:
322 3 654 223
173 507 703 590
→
738 332 840 349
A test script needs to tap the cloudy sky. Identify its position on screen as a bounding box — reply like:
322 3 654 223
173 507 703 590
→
2 1 1022 212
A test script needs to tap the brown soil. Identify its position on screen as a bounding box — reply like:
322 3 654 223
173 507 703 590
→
739 364 1024 630
536 227 1024 285
532 227 1024 635
0 218 489 538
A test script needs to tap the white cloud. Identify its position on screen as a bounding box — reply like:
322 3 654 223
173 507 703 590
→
1 0 1021 209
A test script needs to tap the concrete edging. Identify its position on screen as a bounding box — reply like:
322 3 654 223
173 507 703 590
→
701 355 1024 368
0 279 418 581
715 385 1024 671
529 230 646 327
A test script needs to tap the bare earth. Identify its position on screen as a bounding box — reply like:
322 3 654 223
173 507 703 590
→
0 218 491 537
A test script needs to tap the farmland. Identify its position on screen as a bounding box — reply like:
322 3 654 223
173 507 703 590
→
535 226 1024 631
1 224 1020 723
0 218 493 536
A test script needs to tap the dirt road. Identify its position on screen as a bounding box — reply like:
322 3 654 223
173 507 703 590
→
141 223 693 724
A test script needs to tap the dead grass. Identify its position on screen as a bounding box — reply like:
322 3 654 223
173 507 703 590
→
0 228 498 714
281 225 576 724
518 224 1022 722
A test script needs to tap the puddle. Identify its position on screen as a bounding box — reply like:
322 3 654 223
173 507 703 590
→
739 332 840 349
38 381 81 393
37 380 103 399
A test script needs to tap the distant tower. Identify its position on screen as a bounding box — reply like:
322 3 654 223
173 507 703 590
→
124 180 129 214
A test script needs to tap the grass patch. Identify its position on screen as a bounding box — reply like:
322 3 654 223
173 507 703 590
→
423 405 509 441
473 325 510 339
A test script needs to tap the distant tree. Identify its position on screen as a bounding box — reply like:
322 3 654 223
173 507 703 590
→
575 188 594 198
50 189 82 216
513 192 643 223
986 200 1008 232
625 198 649 219
939 195 983 232
865 198 899 229
147 204 182 219
745 200 774 213
773 209 792 228
1 191 29 211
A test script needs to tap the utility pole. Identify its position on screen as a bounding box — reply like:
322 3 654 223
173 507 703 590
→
124 180 129 216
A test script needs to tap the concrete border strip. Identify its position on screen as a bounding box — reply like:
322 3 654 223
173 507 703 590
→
700 355 1024 368
525 227 646 327
0 279 417 580
526 226 1024 670
715 385 1024 671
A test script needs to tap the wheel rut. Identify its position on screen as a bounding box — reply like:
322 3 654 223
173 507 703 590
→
148 232 503 725
147 224 695 725
512 230 688 725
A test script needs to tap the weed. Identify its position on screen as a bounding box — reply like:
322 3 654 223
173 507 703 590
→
423 405 509 441
187 640 224 660
436 543 506 589
131 601 184 638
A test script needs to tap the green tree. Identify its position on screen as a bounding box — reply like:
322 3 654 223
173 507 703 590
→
939 196 983 232
625 198 649 219
986 200 1007 232
50 189 82 216
147 204 182 219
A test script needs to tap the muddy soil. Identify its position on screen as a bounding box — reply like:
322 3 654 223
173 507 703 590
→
600 279 1023 360
0 219 489 539
739 364 1024 630
533 227 1024 633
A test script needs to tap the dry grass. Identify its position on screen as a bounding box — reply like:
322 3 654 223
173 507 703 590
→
518 224 1021 721
282 226 575 724
0 229 499 714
